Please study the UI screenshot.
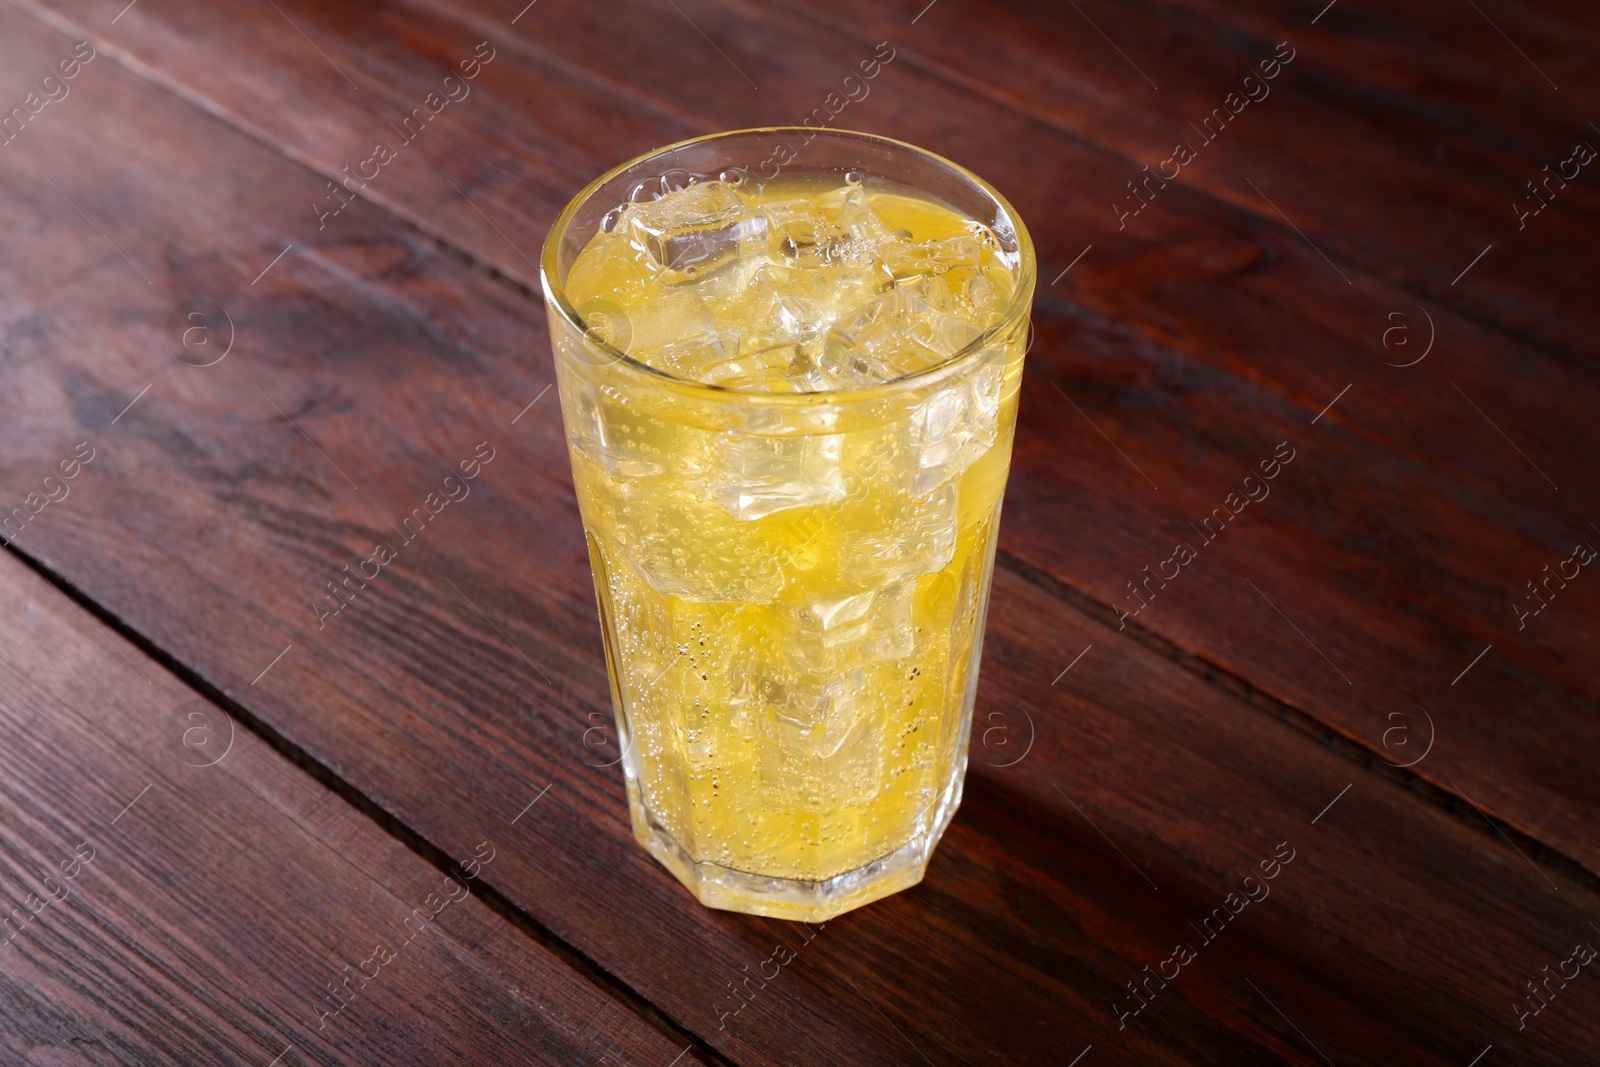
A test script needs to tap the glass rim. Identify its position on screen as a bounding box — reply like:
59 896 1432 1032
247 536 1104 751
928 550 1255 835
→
539 126 1037 404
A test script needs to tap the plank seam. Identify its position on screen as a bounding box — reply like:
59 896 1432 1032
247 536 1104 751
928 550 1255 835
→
995 547 1600 898
1 539 741 1067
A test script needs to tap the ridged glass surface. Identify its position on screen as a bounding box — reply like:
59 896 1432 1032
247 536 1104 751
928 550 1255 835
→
543 133 1032 919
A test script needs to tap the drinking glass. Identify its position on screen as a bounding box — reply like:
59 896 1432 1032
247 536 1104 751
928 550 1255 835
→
541 128 1034 919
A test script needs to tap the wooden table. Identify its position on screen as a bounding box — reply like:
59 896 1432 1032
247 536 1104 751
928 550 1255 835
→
1 0 1595 1062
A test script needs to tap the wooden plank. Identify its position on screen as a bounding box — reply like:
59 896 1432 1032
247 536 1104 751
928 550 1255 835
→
20 0 1600 873
19 0 1591 518
0 558 694 1064
1 6 1598 1066
968 569 1600 1067
1001 303 1600 869
397 0 1600 871
793 0 1600 356
1157 0 1598 153
391 0 1600 518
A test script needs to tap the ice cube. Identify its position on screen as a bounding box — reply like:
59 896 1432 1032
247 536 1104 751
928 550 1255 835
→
918 305 987 358
787 349 836 393
910 351 1005 491
573 295 634 355
819 290 983 384
623 288 741 379
801 588 877 648
731 651 850 801
945 266 1005 321
625 288 715 351
731 650 889 807
827 187 897 246
740 663 869 741
764 672 836 734
723 275 834 353
651 338 737 382
763 200 820 258
767 187 896 268
862 578 916 661
728 262 889 354
878 235 985 283
816 685 883 766
623 181 769 284
842 482 957 584
622 512 790 604
789 578 917 662
784 665 883 788
921 264 1014 324
698 343 807 392
917 384 973 467
709 432 846 520
727 648 765 740
878 225 1015 326
559 373 680 478
768 292 832 340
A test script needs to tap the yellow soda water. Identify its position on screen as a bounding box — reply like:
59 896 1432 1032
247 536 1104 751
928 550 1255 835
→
555 170 1026 917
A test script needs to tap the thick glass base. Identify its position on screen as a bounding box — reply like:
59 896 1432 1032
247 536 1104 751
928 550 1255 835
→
626 761 966 921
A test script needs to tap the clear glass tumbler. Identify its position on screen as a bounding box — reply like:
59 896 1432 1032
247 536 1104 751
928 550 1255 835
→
541 128 1034 919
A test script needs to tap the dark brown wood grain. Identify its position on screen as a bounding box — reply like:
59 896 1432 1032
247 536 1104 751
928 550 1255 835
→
1158 0 1599 162
395 0 1600 875
0 2 1597 1064
0 554 696 1065
794 0 1600 358
21 0 1599 878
